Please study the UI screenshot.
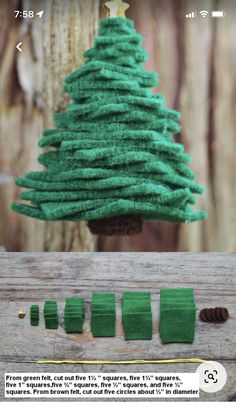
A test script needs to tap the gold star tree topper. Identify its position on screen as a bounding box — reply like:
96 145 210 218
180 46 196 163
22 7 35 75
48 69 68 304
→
104 0 130 18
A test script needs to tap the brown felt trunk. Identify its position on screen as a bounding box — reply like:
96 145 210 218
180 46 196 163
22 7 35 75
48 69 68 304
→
88 215 143 236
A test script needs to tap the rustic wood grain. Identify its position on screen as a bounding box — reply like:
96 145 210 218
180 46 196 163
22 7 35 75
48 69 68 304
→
0 0 98 251
98 0 236 252
0 252 235 401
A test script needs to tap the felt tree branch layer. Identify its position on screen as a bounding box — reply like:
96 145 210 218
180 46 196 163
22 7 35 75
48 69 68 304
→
12 17 206 232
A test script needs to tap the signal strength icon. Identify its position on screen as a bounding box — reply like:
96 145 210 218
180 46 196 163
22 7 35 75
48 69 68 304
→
200 10 209 18
186 11 195 18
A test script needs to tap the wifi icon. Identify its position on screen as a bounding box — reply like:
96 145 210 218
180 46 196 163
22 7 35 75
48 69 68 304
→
200 10 209 18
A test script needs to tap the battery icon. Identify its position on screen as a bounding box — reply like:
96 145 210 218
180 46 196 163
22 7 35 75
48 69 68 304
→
212 11 225 18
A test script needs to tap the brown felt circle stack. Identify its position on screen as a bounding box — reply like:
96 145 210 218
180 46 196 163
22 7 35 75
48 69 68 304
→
87 215 143 236
199 307 229 323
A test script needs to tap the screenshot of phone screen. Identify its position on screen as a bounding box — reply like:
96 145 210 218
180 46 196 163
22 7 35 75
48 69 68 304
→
0 0 235 252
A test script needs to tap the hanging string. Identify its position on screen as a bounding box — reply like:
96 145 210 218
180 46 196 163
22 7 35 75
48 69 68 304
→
37 357 206 365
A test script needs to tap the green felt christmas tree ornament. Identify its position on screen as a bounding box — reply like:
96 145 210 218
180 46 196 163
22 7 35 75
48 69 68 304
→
12 0 206 236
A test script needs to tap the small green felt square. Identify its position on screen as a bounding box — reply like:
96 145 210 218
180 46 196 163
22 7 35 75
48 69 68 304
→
64 316 83 333
123 313 152 340
44 317 58 329
30 317 39 326
91 314 116 337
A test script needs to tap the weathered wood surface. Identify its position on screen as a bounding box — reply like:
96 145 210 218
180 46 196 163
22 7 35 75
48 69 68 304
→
0 252 235 401
0 0 98 251
99 0 236 252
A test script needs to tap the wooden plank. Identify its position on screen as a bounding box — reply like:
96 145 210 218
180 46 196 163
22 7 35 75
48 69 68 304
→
0 253 235 401
100 0 180 252
0 0 98 251
210 0 236 251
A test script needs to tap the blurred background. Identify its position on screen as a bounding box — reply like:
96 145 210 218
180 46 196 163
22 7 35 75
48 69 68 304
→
0 0 235 252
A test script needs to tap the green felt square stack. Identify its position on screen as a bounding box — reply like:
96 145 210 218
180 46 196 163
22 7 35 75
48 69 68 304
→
122 292 152 340
12 0 206 236
43 301 58 329
30 304 39 326
64 297 85 333
91 293 116 337
159 288 196 343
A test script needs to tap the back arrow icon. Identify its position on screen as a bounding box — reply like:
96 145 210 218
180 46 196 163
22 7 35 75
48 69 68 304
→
16 42 22 52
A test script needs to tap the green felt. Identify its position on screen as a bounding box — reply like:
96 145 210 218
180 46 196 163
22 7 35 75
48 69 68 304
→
91 293 116 337
30 304 39 310
92 293 115 299
30 304 39 326
30 319 39 327
160 309 196 343
91 314 116 337
44 318 58 330
122 292 152 340
161 299 195 306
12 17 206 225
64 296 84 333
44 310 58 316
92 305 115 310
43 300 58 329
123 304 151 313
122 292 151 299
159 288 196 343
65 306 83 312
64 311 83 333
160 288 194 299
123 313 152 340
